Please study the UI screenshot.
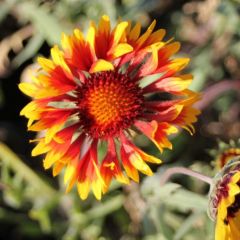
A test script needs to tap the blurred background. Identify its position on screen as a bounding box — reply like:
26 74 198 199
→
0 0 240 239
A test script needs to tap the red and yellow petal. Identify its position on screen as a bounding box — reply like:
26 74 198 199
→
100 139 129 193
143 74 193 94
120 144 140 182
135 20 156 49
120 133 162 181
76 141 105 200
135 120 178 152
89 59 114 73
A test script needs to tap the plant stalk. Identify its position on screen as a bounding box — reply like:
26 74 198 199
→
0 142 57 196
160 167 213 186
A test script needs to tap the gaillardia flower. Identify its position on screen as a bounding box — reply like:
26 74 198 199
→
213 141 240 169
208 158 240 240
216 148 240 169
19 15 200 200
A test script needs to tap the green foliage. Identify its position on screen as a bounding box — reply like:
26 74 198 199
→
0 0 239 239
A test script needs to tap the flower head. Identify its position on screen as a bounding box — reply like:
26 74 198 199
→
216 148 240 170
19 15 200 200
208 158 240 240
212 141 240 169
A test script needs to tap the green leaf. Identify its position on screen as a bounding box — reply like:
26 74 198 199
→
86 195 123 220
157 205 174 239
163 188 208 212
0 0 15 23
142 179 208 212
141 174 180 197
29 208 51 233
173 212 203 240
19 2 65 45
0 142 57 197
12 34 44 67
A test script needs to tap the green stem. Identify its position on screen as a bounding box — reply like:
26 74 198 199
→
160 167 213 186
0 142 57 196
87 195 124 219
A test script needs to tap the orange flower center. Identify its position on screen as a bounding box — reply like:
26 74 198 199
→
78 71 143 138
